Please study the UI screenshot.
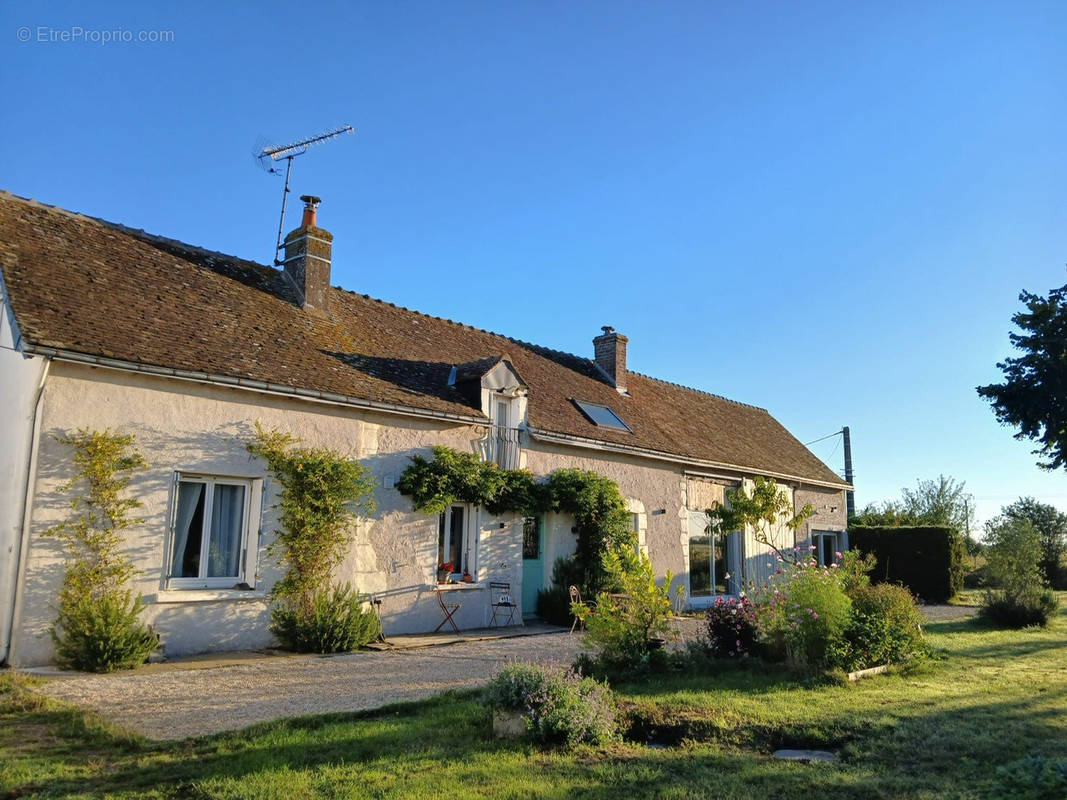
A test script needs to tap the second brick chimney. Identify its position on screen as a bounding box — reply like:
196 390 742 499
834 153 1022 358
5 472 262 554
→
593 326 628 394
282 194 333 313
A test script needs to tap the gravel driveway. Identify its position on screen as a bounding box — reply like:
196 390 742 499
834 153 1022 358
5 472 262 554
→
920 604 979 622
35 633 587 741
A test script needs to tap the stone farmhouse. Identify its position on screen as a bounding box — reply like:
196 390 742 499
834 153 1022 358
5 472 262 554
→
0 191 849 666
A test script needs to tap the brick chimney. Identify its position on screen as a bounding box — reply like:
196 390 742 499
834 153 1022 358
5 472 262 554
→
593 326 628 394
282 195 332 313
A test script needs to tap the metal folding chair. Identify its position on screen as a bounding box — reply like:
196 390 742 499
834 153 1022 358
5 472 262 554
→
568 585 595 633
433 588 461 634
489 582 518 627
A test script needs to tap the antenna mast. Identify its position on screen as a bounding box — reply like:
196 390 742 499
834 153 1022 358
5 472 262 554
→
256 124 354 265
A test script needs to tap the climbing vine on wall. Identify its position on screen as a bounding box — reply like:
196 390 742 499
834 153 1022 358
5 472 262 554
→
45 429 159 672
397 446 634 593
247 424 381 654
246 423 377 604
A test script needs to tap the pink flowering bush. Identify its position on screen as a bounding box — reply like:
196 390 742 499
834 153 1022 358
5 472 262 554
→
704 595 759 658
750 550 851 668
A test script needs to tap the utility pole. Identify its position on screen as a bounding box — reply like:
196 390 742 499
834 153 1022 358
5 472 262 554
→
842 426 855 519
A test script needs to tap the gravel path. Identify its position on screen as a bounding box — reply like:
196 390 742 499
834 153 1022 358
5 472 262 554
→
36 633 587 741
921 604 979 622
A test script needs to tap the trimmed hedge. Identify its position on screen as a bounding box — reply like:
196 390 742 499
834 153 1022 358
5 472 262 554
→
848 526 965 602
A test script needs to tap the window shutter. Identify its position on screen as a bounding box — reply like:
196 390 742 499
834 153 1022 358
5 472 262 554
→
242 478 265 589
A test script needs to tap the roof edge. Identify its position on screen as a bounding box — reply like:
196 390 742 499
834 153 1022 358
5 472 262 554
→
528 427 852 491
15 339 850 490
22 344 490 426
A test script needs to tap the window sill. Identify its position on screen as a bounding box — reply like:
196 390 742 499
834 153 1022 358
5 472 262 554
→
432 582 487 591
148 589 269 604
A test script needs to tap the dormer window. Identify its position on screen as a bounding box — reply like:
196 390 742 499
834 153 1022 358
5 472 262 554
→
490 393 520 469
450 355 527 470
572 399 631 432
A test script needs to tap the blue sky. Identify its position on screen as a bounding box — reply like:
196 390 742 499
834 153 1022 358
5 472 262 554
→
3 1 1065 527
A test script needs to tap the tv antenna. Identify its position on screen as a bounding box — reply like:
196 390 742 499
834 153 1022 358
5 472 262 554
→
254 124 355 265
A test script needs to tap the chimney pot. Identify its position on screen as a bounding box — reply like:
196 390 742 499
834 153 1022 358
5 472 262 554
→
299 194 321 227
283 194 332 313
593 326 628 394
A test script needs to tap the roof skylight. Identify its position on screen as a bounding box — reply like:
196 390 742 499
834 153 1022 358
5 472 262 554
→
572 399 631 432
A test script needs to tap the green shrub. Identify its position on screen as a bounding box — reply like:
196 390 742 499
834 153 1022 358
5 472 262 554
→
849 525 965 602
830 583 926 671
704 596 759 658
980 591 1058 628
576 547 677 670
987 755 1067 800
270 583 380 653
52 589 158 673
981 517 1060 628
485 662 616 747
779 565 852 668
838 549 876 595
536 585 573 627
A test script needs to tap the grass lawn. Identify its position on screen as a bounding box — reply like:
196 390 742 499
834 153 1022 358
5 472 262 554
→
1 597 1064 799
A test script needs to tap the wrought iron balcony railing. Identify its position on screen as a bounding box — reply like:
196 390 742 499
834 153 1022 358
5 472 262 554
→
482 425 521 470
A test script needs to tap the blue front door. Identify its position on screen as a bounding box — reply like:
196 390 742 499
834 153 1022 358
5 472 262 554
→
521 516 544 618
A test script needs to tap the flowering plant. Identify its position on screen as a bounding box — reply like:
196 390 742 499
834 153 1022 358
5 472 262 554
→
485 662 617 746
437 562 456 583
749 548 851 668
704 595 759 658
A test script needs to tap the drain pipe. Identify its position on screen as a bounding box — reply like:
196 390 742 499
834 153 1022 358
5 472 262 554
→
1 357 50 666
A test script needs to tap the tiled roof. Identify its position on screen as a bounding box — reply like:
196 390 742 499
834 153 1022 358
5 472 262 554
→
0 191 847 487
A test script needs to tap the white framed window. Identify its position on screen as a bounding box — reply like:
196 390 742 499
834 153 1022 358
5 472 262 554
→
686 510 744 606
628 501 648 557
167 474 261 589
438 503 476 577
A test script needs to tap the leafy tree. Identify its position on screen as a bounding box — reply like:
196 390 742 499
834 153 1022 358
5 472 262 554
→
573 546 677 668
849 475 975 538
849 501 914 527
1001 496 1067 589
980 515 1059 627
705 476 814 563
977 283 1067 470
542 469 633 595
900 475 975 537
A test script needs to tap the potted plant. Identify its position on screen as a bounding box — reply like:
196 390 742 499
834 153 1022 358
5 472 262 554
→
461 571 474 583
437 562 455 584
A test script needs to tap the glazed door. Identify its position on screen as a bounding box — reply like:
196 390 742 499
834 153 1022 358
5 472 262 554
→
521 516 544 618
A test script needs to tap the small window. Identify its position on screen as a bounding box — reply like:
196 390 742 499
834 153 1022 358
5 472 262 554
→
169 476 253 589
572 399 631 432
631 511 648 557
522 516 541 560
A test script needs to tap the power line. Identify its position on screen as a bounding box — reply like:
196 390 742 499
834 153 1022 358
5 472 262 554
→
804 429 842 446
